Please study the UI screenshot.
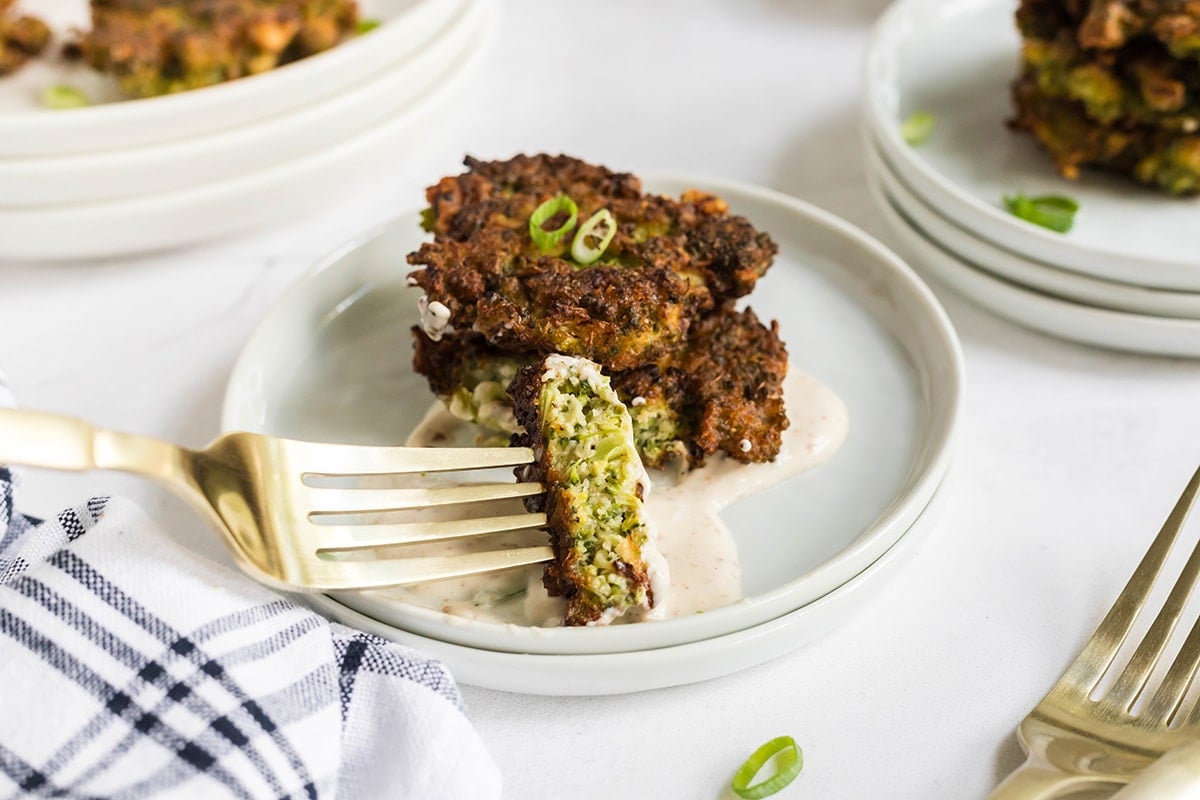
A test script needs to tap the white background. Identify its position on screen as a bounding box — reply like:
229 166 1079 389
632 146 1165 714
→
5 2 1200 798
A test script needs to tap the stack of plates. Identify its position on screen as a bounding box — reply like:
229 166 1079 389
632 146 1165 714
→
222 176 964 695
863 0 1200 358
0 0 492 261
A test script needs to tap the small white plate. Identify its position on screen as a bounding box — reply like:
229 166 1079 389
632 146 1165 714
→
0 0 460 157
0 7 491 261
223 175 963 655
0 0 479 207
869 173 1200 358
300 481 948 695
866 140 1200 320
864 0 1200 291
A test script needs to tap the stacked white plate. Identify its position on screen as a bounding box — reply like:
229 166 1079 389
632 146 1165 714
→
863 0 1200 358
0 0 493 261
222 175 964 695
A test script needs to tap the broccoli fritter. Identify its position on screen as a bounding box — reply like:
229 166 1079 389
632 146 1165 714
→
80 0 358 98
411 304 789 468
1012 0 1200 192
1012 73 1200 192
0 0 50 76
406 154 778 371
510 355 667 627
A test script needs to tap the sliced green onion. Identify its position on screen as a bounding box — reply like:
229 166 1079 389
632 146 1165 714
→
900 111 935 146
731 736 803 799
529 194 579 252
43 84 90 109
1003 193 1080 233
357 18 381 34
570 208 617 264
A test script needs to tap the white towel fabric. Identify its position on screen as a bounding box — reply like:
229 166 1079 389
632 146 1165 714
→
0 374 502 799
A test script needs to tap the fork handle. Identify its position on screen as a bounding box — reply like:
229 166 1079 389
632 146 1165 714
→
988 755 1117 799
0 408 188 480
1109 741 1200 799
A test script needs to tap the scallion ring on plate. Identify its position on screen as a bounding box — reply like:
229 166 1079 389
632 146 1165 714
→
730 736 803 799
571 209 617 264
43 84 90 110
1002 193 1079 234
529 194 579 252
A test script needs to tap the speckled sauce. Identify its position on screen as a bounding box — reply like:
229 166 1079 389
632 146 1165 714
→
366 366 849 627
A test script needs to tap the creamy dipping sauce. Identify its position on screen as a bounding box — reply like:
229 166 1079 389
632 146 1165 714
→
364 366 848 626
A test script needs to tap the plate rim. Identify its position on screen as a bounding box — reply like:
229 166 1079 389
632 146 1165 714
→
299 477 949 695
222 173 965 654
869 171 1200 357
863 0 1200 285
865 137 1200 320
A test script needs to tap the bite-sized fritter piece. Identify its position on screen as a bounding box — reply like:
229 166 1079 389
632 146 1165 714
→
1012 73 1200 192
0 0 50 76
406 154 778 370
412 304 789 467
510 354 668 627
679 306 790 463
80 0 358 98
1076 0 1200 58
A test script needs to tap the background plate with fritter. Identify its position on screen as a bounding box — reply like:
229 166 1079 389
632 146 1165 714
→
865 0 1200 291
222 175 963 657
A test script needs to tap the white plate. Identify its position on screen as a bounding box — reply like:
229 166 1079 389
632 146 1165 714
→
0 7 492 262
866 140 1200 321
864 0 1200 291
300 480 949 695
0 0 479 207
870 173 1200 358
222 175 963 655
0 0 461 157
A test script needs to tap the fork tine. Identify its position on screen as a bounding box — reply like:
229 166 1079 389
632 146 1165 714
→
294 444 535 477
1057 466 1200 695
307 482 544 516
311 545 555 590
1108 520 1200 712
314 512 548 551
1144 606 1200 726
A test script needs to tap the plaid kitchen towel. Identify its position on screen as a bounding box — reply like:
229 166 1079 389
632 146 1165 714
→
0 375 502 800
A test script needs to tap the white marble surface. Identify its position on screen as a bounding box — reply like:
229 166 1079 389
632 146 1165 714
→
4 1 1200 798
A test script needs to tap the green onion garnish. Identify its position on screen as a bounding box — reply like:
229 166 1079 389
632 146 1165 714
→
1003 193 1080 233
571 208 617 265
529 194 579 252
731 736 803 799
900 111 935 146
357 18 381 34
42 84 90 110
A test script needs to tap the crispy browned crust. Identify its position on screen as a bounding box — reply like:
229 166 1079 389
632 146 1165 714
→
406 154 778 372
80 0 357 97
679 306 790 463
508 360 653 626
412 303 789 466
0 2 50 76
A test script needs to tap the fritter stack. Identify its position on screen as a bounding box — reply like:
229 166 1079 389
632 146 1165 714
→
407 154 790 470
1012 0 1200 194
0 0 49 76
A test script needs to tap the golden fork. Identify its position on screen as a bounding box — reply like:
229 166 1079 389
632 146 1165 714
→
988 465 1200 798
0 408 551 591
